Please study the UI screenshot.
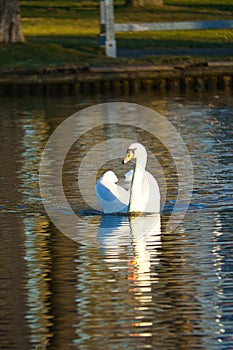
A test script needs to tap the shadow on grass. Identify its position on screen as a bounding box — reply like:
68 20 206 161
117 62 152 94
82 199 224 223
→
0 40 100 72
166 2 233 12
21 6 99 20
117 36 233 50
27 35 99 54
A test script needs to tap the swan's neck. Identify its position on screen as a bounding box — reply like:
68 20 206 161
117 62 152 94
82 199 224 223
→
129 154 147 212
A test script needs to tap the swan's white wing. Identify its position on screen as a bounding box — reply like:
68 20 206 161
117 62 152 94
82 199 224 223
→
95 171 130 213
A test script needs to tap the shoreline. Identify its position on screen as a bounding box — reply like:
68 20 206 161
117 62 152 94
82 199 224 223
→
0 60 233 95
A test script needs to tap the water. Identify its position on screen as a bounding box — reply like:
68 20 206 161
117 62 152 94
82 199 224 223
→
0 90 232 350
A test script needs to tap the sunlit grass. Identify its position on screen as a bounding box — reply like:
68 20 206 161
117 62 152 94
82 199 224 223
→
23 18 99 36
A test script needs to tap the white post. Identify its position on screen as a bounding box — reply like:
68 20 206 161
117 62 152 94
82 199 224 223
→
105 0 117 58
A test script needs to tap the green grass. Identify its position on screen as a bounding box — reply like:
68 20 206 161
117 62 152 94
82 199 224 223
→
0 0 233 72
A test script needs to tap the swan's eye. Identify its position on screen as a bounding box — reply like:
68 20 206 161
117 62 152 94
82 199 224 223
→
128 148 137 154
128 149 134 157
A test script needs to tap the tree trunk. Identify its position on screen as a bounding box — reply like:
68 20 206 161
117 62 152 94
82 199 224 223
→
0 0 24 43
126 0 163 6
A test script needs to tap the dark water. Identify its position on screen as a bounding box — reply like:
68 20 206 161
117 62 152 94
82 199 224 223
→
0 89 232 350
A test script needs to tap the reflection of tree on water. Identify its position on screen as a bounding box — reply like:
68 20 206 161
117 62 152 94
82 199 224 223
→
0 109 30 349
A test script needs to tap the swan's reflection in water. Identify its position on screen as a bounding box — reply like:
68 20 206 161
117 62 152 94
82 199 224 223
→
97 214 161 303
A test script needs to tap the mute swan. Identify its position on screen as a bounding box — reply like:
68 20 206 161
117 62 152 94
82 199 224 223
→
122 143 160 213
95 143 160 214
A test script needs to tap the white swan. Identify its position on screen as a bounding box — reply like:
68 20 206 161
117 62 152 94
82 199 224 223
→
122 143 160 213
95 143 160 214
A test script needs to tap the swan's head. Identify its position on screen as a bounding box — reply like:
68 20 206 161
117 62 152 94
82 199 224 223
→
122 143 146 164
99 171 118 184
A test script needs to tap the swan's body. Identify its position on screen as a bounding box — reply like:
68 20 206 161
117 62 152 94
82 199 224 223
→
95 143 160 214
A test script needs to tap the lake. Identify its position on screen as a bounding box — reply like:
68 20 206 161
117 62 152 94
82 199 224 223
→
0 88 232 349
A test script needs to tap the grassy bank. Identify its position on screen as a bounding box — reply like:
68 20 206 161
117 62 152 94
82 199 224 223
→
0 0 233 72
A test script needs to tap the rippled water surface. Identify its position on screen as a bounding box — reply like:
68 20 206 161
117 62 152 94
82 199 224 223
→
0 90 232 350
